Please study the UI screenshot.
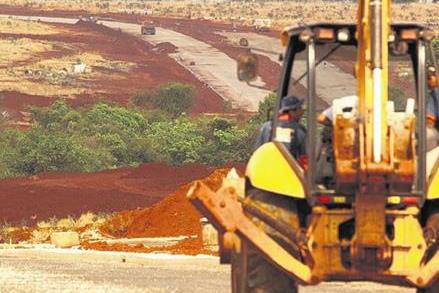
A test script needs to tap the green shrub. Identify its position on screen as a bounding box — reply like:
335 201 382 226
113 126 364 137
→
200 126 250 165
148 119 205 165
252 92 276 125
0 85 267 177
81 103 147 137
131 90 155 107
433 37 439 60
152 82 194 118
30 100 81 131
5 127 105 175
131 83 194 118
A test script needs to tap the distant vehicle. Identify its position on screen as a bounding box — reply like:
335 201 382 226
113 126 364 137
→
253 18 272 32
141 22 156 35
239 38 249 47
79 15 98 23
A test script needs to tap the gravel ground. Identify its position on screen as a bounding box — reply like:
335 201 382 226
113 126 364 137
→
0 249 417 293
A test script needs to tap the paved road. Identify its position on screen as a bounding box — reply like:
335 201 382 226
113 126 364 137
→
0 14 270 111
0 249 416 293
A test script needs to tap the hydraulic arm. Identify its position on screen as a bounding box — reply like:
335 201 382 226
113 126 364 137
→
351 0 394 271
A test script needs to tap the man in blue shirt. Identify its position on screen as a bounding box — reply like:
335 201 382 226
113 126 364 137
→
426 67 439 150
254 95 306 160
427 89 439 129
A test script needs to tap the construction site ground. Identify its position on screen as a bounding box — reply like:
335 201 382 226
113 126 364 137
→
1 7 407 114
0 249 414 292
0 6 433 293
0 162 224 225
0 15 226 125
0 165 418 292
3 14 273 112
1 12 364 114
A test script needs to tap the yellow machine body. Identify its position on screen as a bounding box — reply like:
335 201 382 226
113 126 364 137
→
428 164 439 199
189 0 439 290
246 142 305 199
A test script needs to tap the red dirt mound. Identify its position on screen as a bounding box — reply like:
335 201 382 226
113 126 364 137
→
99 168 231 239
0 162 217 225
93 168 233 254
125 183 200 238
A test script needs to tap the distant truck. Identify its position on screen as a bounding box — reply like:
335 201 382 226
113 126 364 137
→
141 22 156 35
79 15 98 23
239 38 249 47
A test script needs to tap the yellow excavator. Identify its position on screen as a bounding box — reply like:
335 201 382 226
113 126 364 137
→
189 0 439 292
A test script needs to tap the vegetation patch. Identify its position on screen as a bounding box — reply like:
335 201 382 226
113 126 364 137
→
0 83 273 178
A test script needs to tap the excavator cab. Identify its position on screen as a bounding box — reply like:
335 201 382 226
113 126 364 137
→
190 10 439 293
276 23 432 199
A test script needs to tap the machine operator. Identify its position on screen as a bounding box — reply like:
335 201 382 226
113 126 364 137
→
254 95 307 160
425 66 439 150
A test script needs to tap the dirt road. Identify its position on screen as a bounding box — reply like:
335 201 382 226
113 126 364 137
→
0 14 357 110
0 249 416 293
2 14 270 112
101 21 271 111
218 31 357 106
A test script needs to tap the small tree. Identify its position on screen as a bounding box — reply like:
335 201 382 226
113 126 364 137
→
253 92 277 124
147 119 205 165
30 100 81 131
152 82 194 118
433 37 439 61
131 90 155 107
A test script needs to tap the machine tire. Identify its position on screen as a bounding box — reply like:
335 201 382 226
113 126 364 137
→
231 188 300 293
418 206 439 293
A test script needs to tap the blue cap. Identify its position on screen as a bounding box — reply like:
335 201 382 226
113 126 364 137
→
279 95 304 113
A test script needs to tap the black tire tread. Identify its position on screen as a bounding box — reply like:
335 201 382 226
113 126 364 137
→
231 188 300 293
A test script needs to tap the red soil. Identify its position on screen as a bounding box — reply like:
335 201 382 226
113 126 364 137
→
90 168 234 254
99 168 231 239
0 15 226 116
67 20 234 114
0 91 56 113
81 237 213 255
0 5 281 107
124 184 201 238
0 162 220 225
